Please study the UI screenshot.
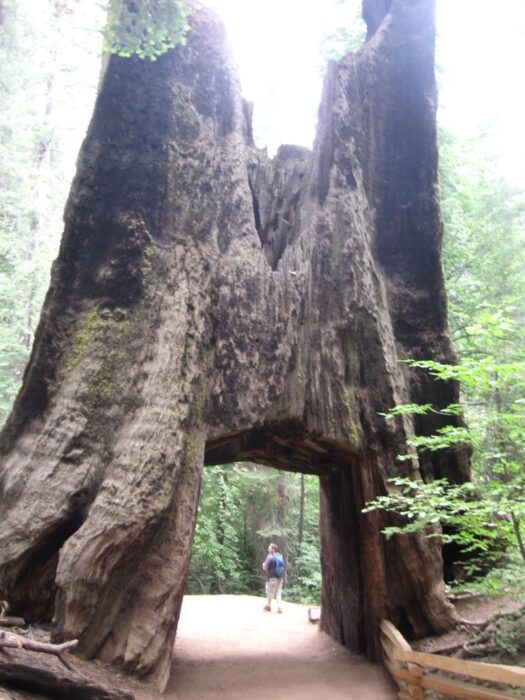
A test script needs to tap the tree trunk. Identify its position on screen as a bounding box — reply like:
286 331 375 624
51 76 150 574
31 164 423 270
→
0 1 470 689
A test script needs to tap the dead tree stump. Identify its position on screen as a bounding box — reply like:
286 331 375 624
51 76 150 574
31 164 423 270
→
0 0 470 689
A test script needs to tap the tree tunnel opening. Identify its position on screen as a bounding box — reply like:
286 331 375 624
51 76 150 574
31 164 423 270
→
185 462 322 607
184 422 370 658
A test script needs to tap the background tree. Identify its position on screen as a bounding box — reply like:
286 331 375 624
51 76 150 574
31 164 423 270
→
363 131 525 594
440 131 524 587
187 465 322 604
0 0 105 423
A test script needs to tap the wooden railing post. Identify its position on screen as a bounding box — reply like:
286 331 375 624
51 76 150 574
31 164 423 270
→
380 619 525 700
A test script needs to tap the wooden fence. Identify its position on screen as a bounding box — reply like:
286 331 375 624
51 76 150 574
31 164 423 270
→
380 619 525 700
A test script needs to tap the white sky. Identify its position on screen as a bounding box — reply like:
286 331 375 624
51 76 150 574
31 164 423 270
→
436 0 525 187
205 0 525 188
205 0 363 152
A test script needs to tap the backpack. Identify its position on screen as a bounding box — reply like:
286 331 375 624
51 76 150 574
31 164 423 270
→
273 552 285 578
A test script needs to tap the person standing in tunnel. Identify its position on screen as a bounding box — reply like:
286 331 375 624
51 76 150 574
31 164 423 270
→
262 542 285 613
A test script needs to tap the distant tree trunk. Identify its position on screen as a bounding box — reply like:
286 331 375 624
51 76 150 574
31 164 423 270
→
296 473 305 578
0 1 469 690
214 469 226 593
24 74 55 350
298 473 305 550
276 473 286 542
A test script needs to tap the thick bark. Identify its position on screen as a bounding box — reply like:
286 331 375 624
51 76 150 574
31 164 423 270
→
0 0 469 689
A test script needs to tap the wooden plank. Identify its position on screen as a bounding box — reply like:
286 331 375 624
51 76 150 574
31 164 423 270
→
496 664 525 676
407 662 424 678
393 648 525 689
392 667 423 687
382 634 404 665
380 620 413 652
384 656 409 694
421 672 520 700
393 666 519 700
406 684 424 699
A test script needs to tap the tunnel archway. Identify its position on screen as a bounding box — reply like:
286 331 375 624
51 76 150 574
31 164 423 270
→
188 460 322 601
204 423 430 661
204 426 368 652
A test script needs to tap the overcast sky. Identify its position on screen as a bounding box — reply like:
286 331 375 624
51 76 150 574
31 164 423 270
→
205 0 524 187
436 0 525 186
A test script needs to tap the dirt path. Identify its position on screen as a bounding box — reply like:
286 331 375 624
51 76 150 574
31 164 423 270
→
0 595 396 700
167 595 396 700
3 593 521 700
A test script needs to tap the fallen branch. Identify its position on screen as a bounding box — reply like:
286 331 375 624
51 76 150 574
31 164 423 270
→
447 590 485 602
420 640 465 655
0 630 78 656
0 630 78 674
0 617 26 628
460 604 525 631
458 617 487 628
462 641 497 657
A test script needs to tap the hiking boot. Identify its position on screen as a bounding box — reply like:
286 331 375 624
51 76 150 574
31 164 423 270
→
264 605 271 611
277 607 283 614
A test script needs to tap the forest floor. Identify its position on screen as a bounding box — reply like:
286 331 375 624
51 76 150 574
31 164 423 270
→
2 593 523 700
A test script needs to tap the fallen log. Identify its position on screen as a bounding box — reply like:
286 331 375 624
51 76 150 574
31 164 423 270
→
0 650 135 700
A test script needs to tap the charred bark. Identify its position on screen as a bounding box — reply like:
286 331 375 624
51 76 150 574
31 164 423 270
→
0 0 469 689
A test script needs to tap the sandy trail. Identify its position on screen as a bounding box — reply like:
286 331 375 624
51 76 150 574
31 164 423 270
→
168 595 396 699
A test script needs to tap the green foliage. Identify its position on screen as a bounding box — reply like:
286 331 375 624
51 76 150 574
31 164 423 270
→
0 0 105 425
491 613 525 658
320 1 365 63
364 476 517 566
188 465 257 594
365 329 525 588
104 0 191 60
439 129 525 364
364 137 525 592
187 464 321 605
463 550 525 600
284 540 322 605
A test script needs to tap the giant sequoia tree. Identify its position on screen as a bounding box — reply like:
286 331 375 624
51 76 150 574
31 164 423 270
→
0 0 470 690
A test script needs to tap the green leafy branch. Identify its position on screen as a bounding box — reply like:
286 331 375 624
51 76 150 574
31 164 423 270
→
367 342 525 584
363 476 520 553
104 0 192 61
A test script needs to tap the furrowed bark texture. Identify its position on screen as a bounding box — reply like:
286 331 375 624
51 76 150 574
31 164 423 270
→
0 0 470 689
